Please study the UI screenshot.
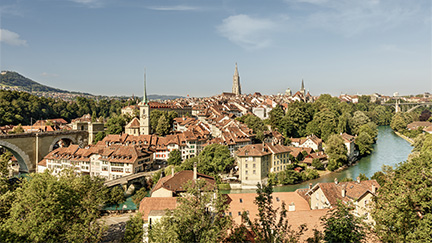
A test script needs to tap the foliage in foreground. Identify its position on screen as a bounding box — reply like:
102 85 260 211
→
0 171 108 242
321 200 367 243
230 183 306 243
148 179 232 243
372 133 432 242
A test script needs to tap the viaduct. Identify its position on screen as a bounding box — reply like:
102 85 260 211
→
0 130 88 173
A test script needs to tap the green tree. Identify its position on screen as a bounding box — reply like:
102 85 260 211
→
93 131 106 143
283 101 314 137
321 200 366 243
132 187 148 207
106 114 127 134
312 159 324 170
150 110 164 133
148 179 232 243
269 105 285 131
350 111 370 135
167 149 182 166
325 134 347 171
372 136 432 242
9 124 24 134
194 144 235 176
1 171 107 242
156 114 170 136
355 132 374 156
390 112 411 132
244 183 306 242
122 213 144 243
107 186 126 211
0 151 12 177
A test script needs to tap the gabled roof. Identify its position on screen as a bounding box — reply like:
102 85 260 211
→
139 197 178 221
306 179 380 205
151 170 215 194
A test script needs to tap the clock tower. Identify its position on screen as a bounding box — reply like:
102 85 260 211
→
139 71 150 135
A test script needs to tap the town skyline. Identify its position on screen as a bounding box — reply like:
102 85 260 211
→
1 0 431 97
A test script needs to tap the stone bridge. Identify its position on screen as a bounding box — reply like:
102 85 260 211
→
0 130 88 173
383 101 432 113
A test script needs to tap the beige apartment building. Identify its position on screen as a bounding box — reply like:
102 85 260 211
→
236 143 292 186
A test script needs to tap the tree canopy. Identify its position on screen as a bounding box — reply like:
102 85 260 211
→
148 179 231 243
0 171 108 242
372 134 432 242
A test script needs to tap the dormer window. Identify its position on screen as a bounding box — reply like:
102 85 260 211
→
239 198 243 203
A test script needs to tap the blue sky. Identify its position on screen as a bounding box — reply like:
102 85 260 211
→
1 0 431 97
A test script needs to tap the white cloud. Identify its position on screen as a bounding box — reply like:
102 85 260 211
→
217 14 277 50
0 29 27 46
70 0 103 8
287 0 426 36
147 5 200 11
380 44 413 54
41 72 59 78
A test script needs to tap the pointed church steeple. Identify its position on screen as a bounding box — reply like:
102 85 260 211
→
142 69 149 106
232 63 241 95
300 79 305 96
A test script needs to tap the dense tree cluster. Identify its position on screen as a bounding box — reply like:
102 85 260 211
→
0 171 110 242
0 90 132 126
179 144 235 177
266 95 389 143
372 133 432 242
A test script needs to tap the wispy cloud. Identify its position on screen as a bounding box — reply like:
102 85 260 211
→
41 72 59 78
70 0 104 8
217 14 277 50
380 44 413 54
147 5 200 11
286 0 427 36
0 29 27 46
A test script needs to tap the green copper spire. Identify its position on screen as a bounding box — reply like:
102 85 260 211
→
143 69 149 105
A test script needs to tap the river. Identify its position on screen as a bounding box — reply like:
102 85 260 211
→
228 126 413 194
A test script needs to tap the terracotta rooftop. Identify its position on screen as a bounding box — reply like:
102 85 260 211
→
151 170 216 194
139 197 178 221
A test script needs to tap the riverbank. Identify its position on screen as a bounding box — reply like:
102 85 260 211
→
394 131 414 144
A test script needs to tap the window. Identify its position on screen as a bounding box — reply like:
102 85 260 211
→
245 170 248 175
276 197 280 202
253 163 256 168
240 199 243 203
245 163 248 168
253 170 256 174
238 212 241 216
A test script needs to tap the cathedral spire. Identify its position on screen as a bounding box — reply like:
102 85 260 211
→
301 79 305 91
142 69 148 106
232 63 241 95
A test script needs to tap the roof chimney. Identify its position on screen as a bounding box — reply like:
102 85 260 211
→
357 177 361 184
309 183 313 189
372 184 376 194
289 202 295 212
171 166 175 177
193 162 197 180
342 184 346 197
334 178 338 185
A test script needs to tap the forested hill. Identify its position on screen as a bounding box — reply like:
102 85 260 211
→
0 71 68 93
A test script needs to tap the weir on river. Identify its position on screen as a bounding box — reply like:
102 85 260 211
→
227 126 413 194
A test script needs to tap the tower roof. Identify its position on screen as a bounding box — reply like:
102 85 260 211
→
141 69 149 106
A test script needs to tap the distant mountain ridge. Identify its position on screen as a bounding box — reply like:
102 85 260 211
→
0 71 183 100
0 71 73 93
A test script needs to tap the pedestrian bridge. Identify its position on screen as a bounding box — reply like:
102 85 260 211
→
0 130 88 173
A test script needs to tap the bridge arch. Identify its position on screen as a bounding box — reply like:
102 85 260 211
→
49 135 77 151
0 140 31 173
